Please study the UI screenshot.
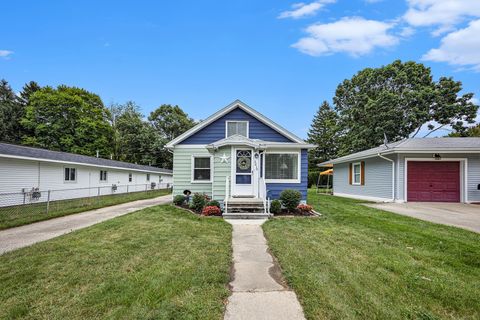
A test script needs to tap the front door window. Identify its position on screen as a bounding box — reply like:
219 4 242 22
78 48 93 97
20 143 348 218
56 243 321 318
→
236 150 252 184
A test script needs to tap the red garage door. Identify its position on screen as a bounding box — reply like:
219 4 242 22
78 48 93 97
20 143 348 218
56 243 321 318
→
407 161 460 202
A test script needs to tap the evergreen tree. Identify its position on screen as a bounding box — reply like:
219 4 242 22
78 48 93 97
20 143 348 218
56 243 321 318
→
307 101 339 166
0 79 24 143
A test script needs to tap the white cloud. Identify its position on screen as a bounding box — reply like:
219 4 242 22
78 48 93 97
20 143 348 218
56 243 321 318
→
422 19 480 71
404 0 480 35
0 50 13 59
278 0 335 19
399 26 415 37
292 17 398 56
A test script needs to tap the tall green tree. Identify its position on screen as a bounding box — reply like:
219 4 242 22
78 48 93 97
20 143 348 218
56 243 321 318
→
307 101 339 166
18 81 41 106
148 104 196 168
21 85 113 156
0 79 24 143
113 102 165 166
334 60 478 154
148 104 195 141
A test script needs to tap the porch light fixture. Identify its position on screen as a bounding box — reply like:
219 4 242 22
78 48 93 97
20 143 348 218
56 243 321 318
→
433 153 441 160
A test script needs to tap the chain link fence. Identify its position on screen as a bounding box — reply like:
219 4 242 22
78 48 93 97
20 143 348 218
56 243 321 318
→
0 183 172 229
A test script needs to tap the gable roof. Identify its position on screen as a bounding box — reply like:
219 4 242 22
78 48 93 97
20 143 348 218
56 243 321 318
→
320 138 480 166
206 135 315 149
165 100 306 148
0 143 172 174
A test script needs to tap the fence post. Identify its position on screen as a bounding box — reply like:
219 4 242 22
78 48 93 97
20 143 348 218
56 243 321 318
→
97 187 101 204
127 185 129 193
46 190 51 214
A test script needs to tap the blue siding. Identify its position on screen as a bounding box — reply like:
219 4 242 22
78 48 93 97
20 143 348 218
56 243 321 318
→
181 107 294 144
267 149 308 200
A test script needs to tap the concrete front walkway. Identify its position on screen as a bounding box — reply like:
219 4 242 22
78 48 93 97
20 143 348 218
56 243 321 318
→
367 202 480 233
224 219 305 320
0 194 172 255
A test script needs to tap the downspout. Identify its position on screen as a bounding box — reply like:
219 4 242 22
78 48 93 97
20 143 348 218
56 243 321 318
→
377 153 395 202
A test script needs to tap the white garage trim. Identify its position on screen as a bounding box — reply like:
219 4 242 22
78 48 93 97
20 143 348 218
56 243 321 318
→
404 158 468 203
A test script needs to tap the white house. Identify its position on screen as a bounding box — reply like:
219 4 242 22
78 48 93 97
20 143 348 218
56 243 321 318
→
0 143 172 206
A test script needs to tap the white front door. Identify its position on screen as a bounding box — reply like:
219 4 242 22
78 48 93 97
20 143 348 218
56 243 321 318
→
232 148 258 197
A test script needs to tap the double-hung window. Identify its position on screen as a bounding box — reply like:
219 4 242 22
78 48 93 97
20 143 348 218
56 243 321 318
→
128 173 133 182
100 170 108 182
265 153 300 182
146 174 150 182
226 121 248 138
64 167 76 182
192 156 212 182
352 162 362 185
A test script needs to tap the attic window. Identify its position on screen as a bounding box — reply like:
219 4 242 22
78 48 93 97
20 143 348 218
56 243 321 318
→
226 121 248 138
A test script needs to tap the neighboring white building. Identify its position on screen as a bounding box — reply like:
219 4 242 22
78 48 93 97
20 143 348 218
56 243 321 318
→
0 143 172 206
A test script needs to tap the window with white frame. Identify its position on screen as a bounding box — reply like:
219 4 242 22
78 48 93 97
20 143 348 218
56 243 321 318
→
226 121 248 138
265 153 299 181
128 173 133 182
352 162 361 185
192 156 212 182
100 170 108 182
64 167 76 182
146 173 150 182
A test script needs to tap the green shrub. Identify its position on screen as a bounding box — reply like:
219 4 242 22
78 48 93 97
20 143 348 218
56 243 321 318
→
189 193 208 212
270 200 282 214
173 195 186 206
279 189 302 212
206 200 221 209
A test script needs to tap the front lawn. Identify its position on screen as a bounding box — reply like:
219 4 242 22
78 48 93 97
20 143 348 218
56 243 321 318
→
0 188 171 230
0 205 232 319
263 191 480 320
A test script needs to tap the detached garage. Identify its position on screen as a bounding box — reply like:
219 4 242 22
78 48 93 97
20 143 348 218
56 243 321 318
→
319 138 480 204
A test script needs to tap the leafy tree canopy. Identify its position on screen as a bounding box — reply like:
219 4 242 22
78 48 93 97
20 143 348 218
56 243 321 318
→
148 104 196 141
21 85 113 156
0 79 24 143
333 60 478 155
449 123 480 137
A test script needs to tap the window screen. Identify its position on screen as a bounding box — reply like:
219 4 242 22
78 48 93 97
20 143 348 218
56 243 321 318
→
193 157 211 181
227 121 248 137
265 154 298 180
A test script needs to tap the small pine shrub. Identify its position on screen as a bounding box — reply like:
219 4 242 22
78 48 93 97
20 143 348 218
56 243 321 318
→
202 206 221 216
173 195 186 206
270 199 282 214
279 189 302 212
190 193 208 212
206 200 221 209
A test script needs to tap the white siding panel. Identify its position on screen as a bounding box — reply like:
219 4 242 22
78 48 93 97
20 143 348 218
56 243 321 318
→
333 156 393 200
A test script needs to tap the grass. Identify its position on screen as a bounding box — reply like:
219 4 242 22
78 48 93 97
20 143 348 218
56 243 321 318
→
0 188 171 230
0 205 232 319
263 190 480 320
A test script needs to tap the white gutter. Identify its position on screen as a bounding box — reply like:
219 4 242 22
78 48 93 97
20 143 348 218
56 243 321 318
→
377 153 395 202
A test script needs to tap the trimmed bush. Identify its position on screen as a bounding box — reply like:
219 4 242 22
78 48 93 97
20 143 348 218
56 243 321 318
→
270 200 282 214
206 200 221 209
190 193 209 212
279 189 302 212
202 206 221 216
173 195 186 206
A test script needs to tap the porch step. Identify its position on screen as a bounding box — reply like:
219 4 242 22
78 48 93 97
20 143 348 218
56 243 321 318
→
223 212 271 219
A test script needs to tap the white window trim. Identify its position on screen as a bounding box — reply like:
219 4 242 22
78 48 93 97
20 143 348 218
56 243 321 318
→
63 166 77 183
146 173 151 182
225 120 249 138
352 162 362 185
263 151 301 184
128 173 133 183
191 155 214 183
100 170 108 183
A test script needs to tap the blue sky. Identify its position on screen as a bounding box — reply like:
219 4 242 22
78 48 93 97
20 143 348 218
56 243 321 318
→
1 0 479 139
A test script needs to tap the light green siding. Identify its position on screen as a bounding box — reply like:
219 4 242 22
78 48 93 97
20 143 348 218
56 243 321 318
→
212 147 231 201
173 147 231 201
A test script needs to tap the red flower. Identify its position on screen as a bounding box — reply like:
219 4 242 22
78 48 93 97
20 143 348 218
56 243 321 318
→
202 206 221 216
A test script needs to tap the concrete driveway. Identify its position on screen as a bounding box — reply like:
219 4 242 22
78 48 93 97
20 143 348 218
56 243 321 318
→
367 202 480 233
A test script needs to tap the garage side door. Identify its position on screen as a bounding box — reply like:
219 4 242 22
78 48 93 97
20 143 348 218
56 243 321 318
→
407 161 460 202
